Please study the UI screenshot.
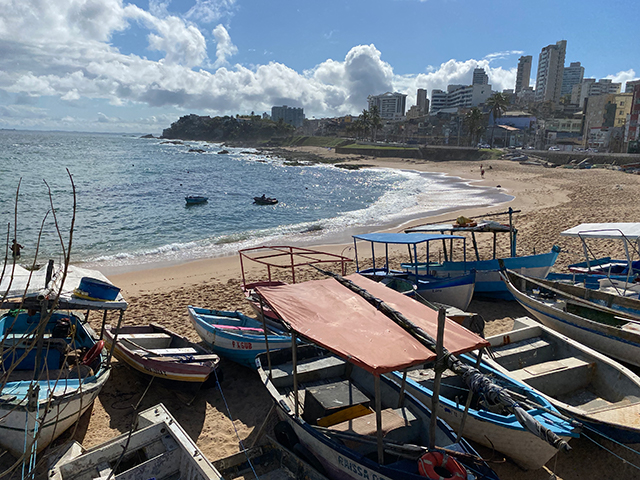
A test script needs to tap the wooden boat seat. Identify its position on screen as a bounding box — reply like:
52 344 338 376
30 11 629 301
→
132 347 199 356
329 407 419 454
490 337 555 370
118 333 172 350
270 356 347 388
511 357 595 397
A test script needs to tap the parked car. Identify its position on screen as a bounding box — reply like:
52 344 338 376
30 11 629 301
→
548 146 560 151
477 143 491 149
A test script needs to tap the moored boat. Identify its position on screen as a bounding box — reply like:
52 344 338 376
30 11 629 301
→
500 268 640 368
188 306 291 369
103 323 221 383
484 316 640 444
185 195 208 205
254 195 278 205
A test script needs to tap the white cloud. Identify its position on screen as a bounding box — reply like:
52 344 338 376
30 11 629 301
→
212 24 238 68
185 0 238 24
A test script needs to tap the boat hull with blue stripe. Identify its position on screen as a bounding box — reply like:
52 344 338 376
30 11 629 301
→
188 306 291 369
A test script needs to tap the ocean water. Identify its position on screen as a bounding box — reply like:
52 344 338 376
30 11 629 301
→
0 130 512 273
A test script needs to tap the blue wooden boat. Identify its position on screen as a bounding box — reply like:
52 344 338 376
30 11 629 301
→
391 354 579 470
353 232 475 310
187 306 291 369
185 195 208 205
405 214 560 300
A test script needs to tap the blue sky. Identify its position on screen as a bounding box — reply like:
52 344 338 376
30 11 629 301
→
0 0 637 133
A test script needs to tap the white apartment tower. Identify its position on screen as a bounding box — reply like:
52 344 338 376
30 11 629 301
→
515 56 532 93
535 40 567 104
472 68 489 85
367 92 407 120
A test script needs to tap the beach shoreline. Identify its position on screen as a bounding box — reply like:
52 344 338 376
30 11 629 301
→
7 147 640 480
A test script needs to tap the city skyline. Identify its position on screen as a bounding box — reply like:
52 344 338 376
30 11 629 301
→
0 0 638 133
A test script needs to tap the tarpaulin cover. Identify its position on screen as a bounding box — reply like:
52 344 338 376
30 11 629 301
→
255 274 488 375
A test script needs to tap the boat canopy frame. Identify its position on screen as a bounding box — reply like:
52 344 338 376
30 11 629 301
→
238 245 352 288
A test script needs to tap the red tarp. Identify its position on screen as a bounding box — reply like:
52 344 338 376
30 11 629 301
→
255 274 489 375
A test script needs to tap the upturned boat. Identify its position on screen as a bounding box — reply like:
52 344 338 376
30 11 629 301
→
484 316 640 444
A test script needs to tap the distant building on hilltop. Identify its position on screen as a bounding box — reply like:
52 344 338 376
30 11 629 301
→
572 78 621 109
535 40 567 104
429 84 492 113
417 88 429 115
625 79 640 93
472 68 489 85
515 56 532 93
561 62 585 97
367 92 407 120
271 105 305 127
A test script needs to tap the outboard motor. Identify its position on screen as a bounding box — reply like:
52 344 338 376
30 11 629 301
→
52 317 71 338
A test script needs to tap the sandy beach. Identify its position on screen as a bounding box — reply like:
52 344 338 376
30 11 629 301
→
11 148 640 479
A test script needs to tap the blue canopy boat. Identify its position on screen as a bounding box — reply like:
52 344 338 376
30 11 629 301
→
404 209 560 300
353 232 475 310
187 307 291 369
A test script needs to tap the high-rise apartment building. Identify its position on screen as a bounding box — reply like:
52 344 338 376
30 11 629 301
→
561 62 584 97
271 105 305 127
472 68 489 85
535 40 567 104
626 80 640 93
430 90 448 112
367 92 407 120
572 78 622 109
515 56 532 93
417 88 428 114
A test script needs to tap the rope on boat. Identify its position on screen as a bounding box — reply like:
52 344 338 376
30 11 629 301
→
312 266 573 453
581 431 640 472
213 367 260 479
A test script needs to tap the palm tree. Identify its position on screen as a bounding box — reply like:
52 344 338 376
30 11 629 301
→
486 92 509 147
359 109 371 140
369 105 382 142
464 107 484 146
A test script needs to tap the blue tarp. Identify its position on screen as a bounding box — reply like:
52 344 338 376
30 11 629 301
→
353 232 464 244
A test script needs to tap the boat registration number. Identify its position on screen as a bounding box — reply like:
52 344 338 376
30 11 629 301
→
232 341 252 350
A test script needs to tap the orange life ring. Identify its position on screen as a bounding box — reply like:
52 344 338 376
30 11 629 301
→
418 451 467 479
82 340 105 366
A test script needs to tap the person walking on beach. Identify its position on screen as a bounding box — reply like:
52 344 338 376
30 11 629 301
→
481 168 485 178
11 239 24 258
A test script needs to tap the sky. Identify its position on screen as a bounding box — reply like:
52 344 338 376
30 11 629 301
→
0 0 638 134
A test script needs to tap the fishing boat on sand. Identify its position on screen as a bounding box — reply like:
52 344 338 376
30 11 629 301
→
239 245 352 320
404 208 560 300
254 273 572 478
103 323 222 384
188 306 292 369
0 264 126 463
353 232 475 310
484 316 640 443
500 268 640 368
49 403 224 480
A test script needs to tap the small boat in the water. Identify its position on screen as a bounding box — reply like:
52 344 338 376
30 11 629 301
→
484 316 640 444
103 323 222 384
49 403 224 480
188 306 292 369
254 195 278 205
185 195 208 205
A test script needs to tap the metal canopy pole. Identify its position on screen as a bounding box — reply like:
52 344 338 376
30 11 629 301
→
397 370 407 408
429 307 446 449
292 332 299 418
374 374 384 464
106 309 125 365
259 298 272 377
